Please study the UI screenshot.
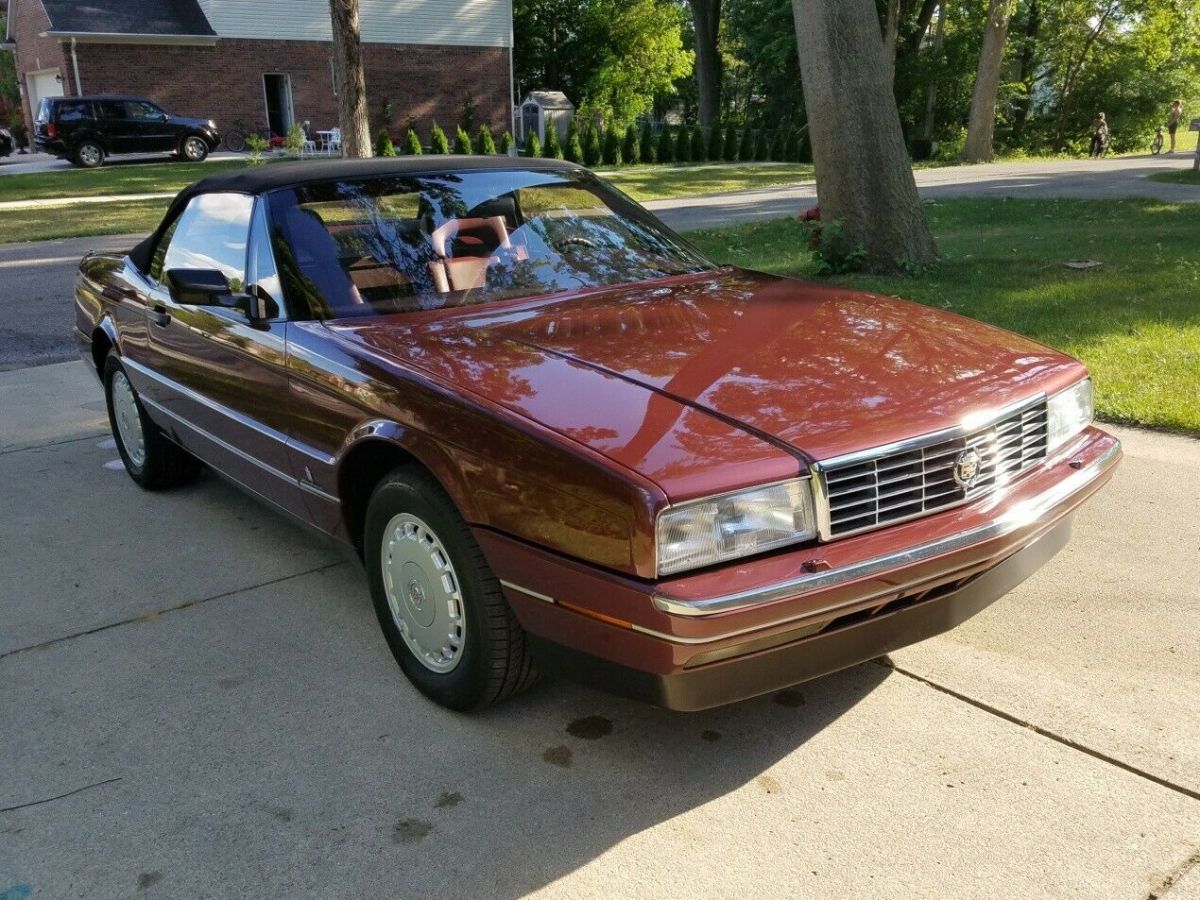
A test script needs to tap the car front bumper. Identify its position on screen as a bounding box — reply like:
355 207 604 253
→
476 426 1121 711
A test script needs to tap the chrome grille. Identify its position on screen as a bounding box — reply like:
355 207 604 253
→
817 399 1049 539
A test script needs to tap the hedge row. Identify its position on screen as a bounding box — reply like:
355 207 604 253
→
540 120 811 166
373 121 810 166
374 123 515 157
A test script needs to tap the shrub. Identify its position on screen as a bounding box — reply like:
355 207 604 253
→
543 123 564 159
403 128 423 155
602 127 622 165
584 121 602 166
690 125 706 162
245 133 269 165
429 122 450 154
770 128 787 162
639 122 655 164
738 127 755 162
707 124 723 161
564 118 584 163
674 126 691 163
526 131 542 158
477 124 497 154
375 128 397 157
284 122 306 157
623 124 640 165
656 126 675 164
785 127 801 162
499 130 514 155
453 125 473 154
755 129 770 161
723 124 740 161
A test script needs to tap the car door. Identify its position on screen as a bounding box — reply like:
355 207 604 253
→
138 191 311 519
118 100 176 153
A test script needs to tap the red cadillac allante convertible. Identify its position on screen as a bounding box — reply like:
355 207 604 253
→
75 158 1119 711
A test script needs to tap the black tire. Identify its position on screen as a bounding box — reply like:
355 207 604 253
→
73 140 104 168
223 130 247 153
364 467 537 711
103 352 201 490
180 135 209 163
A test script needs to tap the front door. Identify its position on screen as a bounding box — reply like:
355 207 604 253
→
263 74 293 138
136 191 309 519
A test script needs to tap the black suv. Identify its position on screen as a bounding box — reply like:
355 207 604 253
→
34 96 220 168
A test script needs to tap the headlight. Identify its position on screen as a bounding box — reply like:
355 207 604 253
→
656 478 817 576
1046 378 1093 452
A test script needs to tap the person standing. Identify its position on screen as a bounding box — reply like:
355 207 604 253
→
1167 100 1183 153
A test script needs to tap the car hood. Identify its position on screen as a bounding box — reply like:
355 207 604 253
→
169 115 215 130
325 268 1085 496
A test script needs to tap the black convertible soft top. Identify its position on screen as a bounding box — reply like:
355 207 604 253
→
129 156 583 273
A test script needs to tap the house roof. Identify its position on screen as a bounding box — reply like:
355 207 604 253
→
41 0 216 38
522 91 574 111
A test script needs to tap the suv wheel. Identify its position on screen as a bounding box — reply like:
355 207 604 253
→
73 140 104 168
181 135 209 162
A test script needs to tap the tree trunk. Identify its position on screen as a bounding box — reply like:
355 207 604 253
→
904 0 940 55
328 0 372 158
690 0 722 128
882 0 901 88
791 0 938 272
1011 0 1039 142
921 2 946 142
962 0 1014 163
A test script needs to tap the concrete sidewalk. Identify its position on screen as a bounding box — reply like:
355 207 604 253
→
1 360 1198 898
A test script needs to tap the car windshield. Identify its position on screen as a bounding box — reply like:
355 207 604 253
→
265 168 714 319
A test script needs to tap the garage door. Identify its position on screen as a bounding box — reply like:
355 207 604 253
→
27 69 64 118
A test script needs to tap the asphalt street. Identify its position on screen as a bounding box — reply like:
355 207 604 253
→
0 154 1195 371
1 361 1198 898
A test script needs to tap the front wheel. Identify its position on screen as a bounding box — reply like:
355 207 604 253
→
222 129 247 153
104 352 201 490
364 468 537 711
181 135 209 162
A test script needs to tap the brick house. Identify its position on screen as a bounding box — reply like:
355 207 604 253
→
3 0 514 140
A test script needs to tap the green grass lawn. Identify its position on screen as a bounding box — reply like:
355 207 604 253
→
690 198 1200 435
604 164 814 200
1148 168 1200 185
3 198 169 243
0 159 254 203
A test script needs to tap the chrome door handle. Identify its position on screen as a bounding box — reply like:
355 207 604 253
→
149 304 171 327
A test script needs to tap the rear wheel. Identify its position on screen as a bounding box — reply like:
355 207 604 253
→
364 467 537 711
103 352 200 490
73 140 104 168
181 135 209 162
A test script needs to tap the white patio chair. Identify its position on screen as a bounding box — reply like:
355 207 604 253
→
328 128 342 155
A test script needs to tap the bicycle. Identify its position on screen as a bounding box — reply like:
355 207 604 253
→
1150 125 1164 155
220 121 260 153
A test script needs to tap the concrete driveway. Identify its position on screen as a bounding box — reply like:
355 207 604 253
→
1 361 1198 898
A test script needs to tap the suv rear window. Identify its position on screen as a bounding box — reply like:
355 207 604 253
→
54 101 92 123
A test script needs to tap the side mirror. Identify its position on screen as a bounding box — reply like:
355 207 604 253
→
165 269 276 323
166 268 231 305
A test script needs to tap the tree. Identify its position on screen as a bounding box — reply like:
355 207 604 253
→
328 0 372 158
602 126 623 165
640 122 656 163
500 130 515 154
585 0 694 121
707 123 724 160
657 126 676 163
429 122 450 154
403 128 423 154
722 123 739 160
962 0 1015 162
478 124 498 154
689 0 723 127
738 127 755 160
453 125 474 154
755 128 770 160
623 124 641 164
675 125 692 162
564 118 584 162
791 0 937 271
525 131 542 157
543 122 564 158
691 125 707 161
375 128 396 157
584 120 603 165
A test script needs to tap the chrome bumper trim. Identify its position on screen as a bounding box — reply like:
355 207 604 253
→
652 439 1120 618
